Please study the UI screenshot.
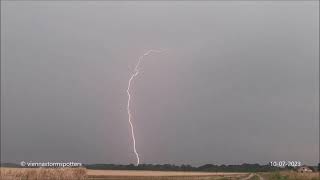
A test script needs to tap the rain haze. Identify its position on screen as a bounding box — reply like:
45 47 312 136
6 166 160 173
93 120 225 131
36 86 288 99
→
1 1 319 166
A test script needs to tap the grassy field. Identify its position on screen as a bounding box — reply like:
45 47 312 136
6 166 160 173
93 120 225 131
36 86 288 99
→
0 168 248 180
260 171 319 180
87 169 248 180
1 168 319 180
0 167 87 180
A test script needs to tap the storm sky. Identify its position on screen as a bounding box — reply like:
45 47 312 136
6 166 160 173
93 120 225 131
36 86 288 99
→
1 1 319 166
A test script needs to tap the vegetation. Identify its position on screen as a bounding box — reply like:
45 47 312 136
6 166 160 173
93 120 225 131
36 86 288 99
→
0 167 87 180
260 171 320 180
1 163 319 180
84 163 281 172
2 163 317 173
1 167 319 180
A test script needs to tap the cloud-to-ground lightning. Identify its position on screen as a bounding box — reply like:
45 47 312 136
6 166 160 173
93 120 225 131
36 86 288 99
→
126 50 164 166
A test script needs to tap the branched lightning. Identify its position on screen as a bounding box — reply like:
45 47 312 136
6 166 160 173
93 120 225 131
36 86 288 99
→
126 49 164 166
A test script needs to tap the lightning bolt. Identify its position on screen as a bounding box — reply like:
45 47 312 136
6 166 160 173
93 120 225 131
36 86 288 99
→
126 49 164 166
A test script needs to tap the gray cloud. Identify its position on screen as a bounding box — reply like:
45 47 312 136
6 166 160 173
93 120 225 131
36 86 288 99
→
1 1 318 165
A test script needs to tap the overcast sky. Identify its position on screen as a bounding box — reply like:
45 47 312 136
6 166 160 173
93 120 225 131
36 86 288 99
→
1 1 319 166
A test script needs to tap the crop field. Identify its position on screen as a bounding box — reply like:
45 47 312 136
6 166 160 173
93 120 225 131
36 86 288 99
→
1 168 319 180
260 171 319 180
87 169 248 180
0 168 249 180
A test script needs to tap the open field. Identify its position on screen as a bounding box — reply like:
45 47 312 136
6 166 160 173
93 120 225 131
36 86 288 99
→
0 167 87 180
0 168 249 180
87 169 248 180
1 168 319 180
260 171 319 180
87 169 247 176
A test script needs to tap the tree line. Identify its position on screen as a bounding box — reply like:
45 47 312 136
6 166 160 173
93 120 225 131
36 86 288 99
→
84 163 282 172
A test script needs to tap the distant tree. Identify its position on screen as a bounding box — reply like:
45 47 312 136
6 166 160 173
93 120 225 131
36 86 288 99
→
84 163 282 172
